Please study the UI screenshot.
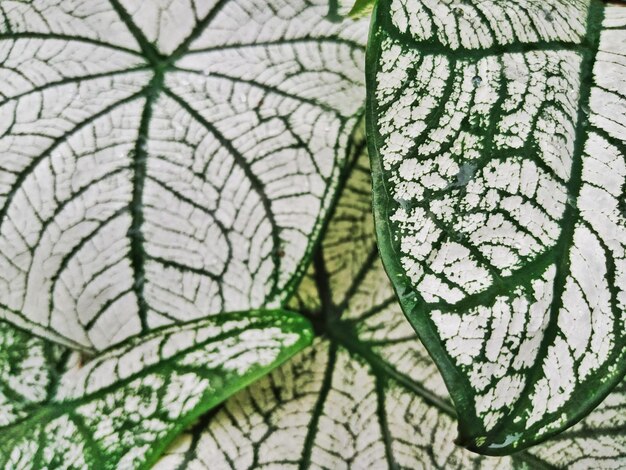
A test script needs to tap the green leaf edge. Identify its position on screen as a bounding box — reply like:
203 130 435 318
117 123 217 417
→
140 309 314 469
364 0 626 456
0 309 313 469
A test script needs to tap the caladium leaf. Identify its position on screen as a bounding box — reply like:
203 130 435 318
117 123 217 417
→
0 0 367 351
0 310 312 469
367 0 626 454
154 148 568 470
529 379 626 469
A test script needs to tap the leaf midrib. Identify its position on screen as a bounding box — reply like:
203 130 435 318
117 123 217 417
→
128 68 165 333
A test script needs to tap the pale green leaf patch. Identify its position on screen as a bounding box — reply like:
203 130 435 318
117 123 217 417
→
0 310 312 469
348 0 377 19
367 0 626 454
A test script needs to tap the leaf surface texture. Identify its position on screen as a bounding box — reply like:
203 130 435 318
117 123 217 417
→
0 0 368 351
155 148 622 470
0 311 312 469
367 0 626 453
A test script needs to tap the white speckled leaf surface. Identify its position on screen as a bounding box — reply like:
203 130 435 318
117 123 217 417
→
367 0 626 454
0 0 367 351
154 147 626 470
0 311 312 469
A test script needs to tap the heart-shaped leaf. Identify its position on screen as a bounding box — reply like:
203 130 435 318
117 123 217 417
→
367 0 625 454
155 146 581 470
0 310 312 469
0 0 367 351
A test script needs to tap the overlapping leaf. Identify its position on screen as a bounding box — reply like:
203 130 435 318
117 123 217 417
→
0 311 312 469
530 380 626 469
367 0 626 453
0 0 368 351
154 148 586 470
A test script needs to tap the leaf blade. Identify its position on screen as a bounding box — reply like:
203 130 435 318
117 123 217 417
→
0 310 313 469
0 0 368 350
367 0 626 454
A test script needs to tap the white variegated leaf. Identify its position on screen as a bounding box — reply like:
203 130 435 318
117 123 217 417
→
367 0 626 453
0 310 312 469
155 148 602 470
0 0 367 351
